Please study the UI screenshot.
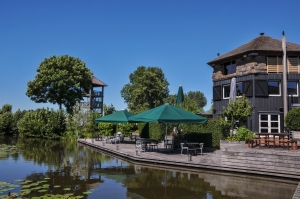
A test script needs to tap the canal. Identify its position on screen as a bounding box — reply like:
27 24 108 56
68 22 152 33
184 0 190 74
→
0 137 298 199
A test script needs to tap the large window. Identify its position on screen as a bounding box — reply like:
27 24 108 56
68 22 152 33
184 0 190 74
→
223 82 243 99
287 81 298 96
259 114 280 133
268 81 280 96
224 61 236 75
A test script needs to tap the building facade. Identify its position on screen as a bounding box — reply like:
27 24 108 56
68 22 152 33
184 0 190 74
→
207 34 300 133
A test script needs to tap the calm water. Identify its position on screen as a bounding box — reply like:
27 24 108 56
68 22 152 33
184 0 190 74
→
0 137 298 199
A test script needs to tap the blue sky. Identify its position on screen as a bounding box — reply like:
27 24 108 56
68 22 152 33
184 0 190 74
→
1 0 300 112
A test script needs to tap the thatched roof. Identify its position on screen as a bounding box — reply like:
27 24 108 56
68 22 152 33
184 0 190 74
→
207 35 300 65
91 76 107 87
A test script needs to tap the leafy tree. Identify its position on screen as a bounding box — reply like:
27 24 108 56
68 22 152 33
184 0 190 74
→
0 104 13 135
187 91 207 109
98 123 115 136
103 103 116 116
0 104 12 114
11 109 26 135
17 108 66 139
26 55 93 113
222 95 253 133
165 94 202 113
121 66 169 113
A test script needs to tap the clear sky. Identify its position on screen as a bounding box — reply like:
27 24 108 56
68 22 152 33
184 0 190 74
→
1 0 300 112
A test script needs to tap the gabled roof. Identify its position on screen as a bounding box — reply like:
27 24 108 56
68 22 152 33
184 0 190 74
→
207 35 300 65
91 76 107 87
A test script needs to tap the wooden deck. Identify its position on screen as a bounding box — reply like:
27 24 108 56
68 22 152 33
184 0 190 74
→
78 138 300 180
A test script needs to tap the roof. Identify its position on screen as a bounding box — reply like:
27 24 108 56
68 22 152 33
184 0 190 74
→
91 76 107 87
207 35 300 65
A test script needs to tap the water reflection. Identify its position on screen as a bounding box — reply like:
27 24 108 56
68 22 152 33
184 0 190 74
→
0 137 298 199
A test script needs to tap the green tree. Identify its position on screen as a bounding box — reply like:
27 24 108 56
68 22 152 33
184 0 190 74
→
187 91 207 110
0 104 13 135
17 108 66 139
103 103 116 116
222 95 253 133
165 94 202 113
26 55 93 113
121 66 169 113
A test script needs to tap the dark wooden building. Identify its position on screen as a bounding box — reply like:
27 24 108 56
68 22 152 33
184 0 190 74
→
207 33 300 133
80 76 107 115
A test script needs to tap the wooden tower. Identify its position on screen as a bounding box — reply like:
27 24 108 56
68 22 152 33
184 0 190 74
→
80 76 107 115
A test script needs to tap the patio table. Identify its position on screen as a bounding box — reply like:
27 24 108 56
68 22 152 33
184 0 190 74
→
138 138 152 151
186 143 200 156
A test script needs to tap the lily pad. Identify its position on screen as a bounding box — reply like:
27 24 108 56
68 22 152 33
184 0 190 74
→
63 188 71 191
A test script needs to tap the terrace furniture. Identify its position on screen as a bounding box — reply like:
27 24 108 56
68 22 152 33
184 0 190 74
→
130 132 140 142
248 138 261 148
149 140 158 151
196 143 204 155
186 142 201 156
164 136 175 150
135 139 146 152
255 133 291 148
116 132 124 142
180 143 189 154
291 139 299 150
95 134 103 141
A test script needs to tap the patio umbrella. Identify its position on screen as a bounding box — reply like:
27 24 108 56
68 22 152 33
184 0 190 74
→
129 103 207 142
128 103 207 124
229 77 236 101
94 110 135 124
176 85 184 105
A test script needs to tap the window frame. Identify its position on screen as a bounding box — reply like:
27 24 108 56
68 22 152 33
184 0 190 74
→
287 81 298 97
223 84 230 99
268 81 281 96
224 61 236 75
259 113 280 133
223 82 243 99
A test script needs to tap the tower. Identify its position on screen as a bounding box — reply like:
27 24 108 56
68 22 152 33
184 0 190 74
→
80 76 107 115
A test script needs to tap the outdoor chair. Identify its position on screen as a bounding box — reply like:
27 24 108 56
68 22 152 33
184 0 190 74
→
180 143 189 154
116 132 124 142
195 143 204 155
110 135 120 144
135 140 146 152
149 140 158 151
130 132 140 142
164 136 175 150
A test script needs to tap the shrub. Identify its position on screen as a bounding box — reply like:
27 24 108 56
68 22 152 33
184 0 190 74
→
236 126 254 141
285 107 300 131
98 123 115 136
226 126 254 142
17 108 66 139
118 123 138 137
